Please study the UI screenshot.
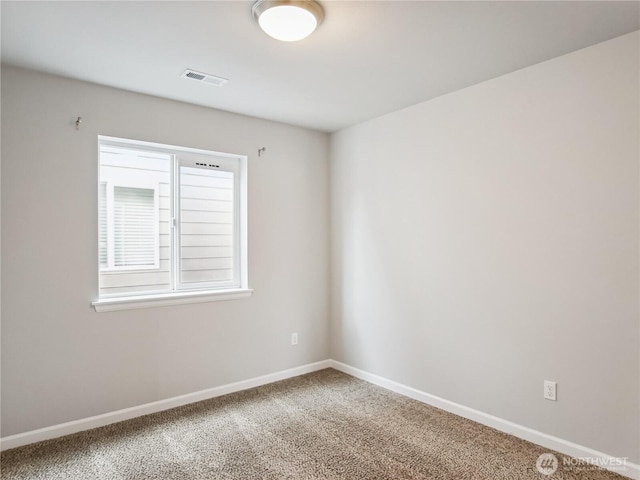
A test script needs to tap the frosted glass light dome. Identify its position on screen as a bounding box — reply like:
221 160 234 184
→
252 0 324 42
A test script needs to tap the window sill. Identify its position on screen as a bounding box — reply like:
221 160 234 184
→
92 288 253 313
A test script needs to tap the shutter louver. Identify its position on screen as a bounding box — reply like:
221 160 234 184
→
114 186 157 267
99 183 108 267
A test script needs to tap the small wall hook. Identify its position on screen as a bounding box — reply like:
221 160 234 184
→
258 147 266 157
75 117 82 130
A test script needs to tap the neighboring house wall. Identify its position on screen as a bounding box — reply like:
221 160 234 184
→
0 65 331 436
98 149 237 295
99 149 172 294
331 31 639 462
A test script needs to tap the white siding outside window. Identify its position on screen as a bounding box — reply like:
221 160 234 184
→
178 161 236 289
98 147 170 295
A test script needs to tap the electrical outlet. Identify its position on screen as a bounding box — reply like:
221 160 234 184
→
291 332 298 346
544 380 557 401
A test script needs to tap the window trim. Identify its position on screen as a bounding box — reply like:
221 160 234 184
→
94 136 250 311
92 288 253 312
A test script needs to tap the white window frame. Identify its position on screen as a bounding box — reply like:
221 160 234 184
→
93 136 251 312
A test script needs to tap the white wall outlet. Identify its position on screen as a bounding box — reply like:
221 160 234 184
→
544 380 557 401
291 332 298 346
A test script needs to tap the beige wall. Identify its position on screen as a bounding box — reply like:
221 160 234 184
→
2 31 638 465
1 66 330 436
330 31 639 462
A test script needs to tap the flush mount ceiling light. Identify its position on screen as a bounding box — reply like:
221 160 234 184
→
252 0 324 42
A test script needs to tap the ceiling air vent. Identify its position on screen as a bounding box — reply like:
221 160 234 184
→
181 69 228 87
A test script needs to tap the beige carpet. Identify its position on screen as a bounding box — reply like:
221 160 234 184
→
0 369 626 479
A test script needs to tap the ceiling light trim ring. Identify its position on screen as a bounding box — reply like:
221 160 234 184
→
252 0 324 26
252 0 324 41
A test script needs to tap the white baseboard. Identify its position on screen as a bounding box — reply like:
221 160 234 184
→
3 358 637 480
328 360 639 480
0 359 332 451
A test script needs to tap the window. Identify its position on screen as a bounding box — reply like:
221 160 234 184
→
93 137 250 312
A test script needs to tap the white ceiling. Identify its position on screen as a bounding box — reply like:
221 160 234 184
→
2 1 638 132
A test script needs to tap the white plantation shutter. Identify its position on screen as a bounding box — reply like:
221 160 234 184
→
98 182 108 267
113 186 158 267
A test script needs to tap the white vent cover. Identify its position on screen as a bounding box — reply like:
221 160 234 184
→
181 69 228 87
